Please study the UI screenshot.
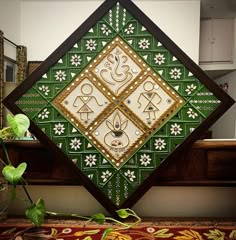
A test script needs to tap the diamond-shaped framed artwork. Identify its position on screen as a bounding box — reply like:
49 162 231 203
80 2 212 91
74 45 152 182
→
3 0 234 214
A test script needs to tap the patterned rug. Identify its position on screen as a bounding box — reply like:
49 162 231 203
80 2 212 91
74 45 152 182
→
1 219 236 240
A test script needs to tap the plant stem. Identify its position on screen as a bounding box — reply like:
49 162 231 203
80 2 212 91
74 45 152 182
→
0 182 6 192
0 138 34 205
46 211 91 220
0 158 6 167
46 211 138 230
21 184 34 205
0 138 34 206
15 196 32 204
0 138 11 165
128 209 142 225
105 217 130 227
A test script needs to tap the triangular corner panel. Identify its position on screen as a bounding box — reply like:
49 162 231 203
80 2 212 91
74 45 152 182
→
3 0 234 213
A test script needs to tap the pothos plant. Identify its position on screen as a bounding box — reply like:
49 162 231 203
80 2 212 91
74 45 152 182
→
0 114 141 239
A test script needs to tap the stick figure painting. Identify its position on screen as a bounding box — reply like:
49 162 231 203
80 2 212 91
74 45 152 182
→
125 75 177 128
57 77 110 128
73 83 103 121
137 81 162 120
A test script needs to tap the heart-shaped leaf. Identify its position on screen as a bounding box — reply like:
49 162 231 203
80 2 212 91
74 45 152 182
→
7 114 30 138
116 209 130 219
101 227 113 240
25 198 46 227
2 162 27 186
91 213 106 224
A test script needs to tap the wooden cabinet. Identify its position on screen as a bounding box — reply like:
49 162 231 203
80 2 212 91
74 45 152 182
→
199 19 234 63
0 140 236 186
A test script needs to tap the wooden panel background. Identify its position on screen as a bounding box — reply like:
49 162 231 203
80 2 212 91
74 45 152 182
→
1 139 236 186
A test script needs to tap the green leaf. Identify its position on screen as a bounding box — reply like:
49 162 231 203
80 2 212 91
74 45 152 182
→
91 213 106 224
7 114 30 138
101 228 113 240
2 162 27 186
25 198 46 227
116 209 130 219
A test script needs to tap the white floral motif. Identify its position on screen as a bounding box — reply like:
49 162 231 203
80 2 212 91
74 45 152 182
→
86 39 97 51
154 53 165 65
170 123 182 135
53 123 65 135
39 85 50 96
124 24 135 34
101 170 112 182
154 138 166 150
84 154 97 167
54 70 66 82
187 108 198 119
38 108 49 120
185 84 197 95
69 138 82 151
101 24 111 36
70 54 81 67
124 170 136 182
138 38 150 50
169 68 182 80
139 154 152 166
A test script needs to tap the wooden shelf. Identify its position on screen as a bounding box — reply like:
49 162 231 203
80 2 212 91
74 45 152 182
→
193 140 236 149
1 139 236 186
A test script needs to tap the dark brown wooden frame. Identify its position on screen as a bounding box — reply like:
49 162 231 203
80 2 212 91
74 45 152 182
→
3 0 235 214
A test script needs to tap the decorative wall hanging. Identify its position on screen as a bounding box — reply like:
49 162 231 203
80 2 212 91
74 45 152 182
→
3 0 234 213
27 61 42 76
16 45 27 84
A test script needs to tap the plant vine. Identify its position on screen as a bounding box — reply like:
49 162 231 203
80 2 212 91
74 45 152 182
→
0 114 141 239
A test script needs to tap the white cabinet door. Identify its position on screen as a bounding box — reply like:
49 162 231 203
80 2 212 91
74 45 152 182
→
212 19 234 62
199 19 212 62
199 19 234 63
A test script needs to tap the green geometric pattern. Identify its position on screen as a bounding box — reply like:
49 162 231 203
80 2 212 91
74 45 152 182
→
7 0 232 212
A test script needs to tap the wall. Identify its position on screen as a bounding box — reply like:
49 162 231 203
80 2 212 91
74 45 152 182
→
211 70 236 139
20 0 200 63
9 186 236 217
3 0 236 218
0 0 21 59
0 0 21 126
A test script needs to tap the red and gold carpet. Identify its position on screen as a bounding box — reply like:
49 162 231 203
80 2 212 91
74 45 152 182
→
0 218 236 240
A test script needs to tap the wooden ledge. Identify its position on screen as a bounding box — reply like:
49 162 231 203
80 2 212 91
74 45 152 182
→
1 139 236 186
192 140 236 149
